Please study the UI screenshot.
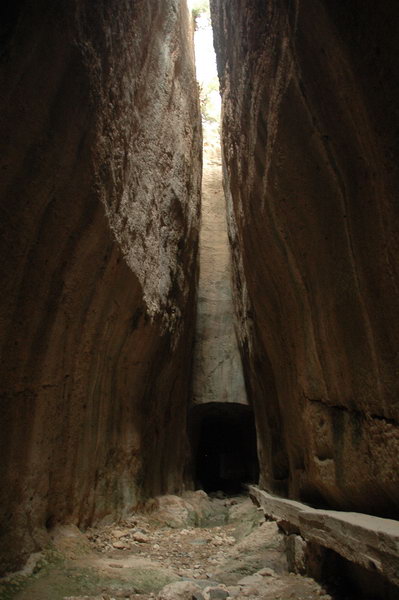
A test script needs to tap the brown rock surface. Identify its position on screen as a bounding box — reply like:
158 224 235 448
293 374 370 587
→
0 0 201 574
210 0 399 514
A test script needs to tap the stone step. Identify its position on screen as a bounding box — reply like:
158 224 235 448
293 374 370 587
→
248 485 399 588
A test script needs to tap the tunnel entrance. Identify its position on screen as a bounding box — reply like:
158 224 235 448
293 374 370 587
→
190 403 259 494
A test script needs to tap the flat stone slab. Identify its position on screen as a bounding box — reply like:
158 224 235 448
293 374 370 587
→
248 485 399 587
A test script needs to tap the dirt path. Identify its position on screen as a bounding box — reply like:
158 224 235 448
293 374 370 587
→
0 492 338 600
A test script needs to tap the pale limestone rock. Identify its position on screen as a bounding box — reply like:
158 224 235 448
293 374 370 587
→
112 541 129 550
203 585 230 599
157 580 204 600
111 530 130 540
250 485 399 586
132 532 149 543
237 573 263 586
192 122 246 406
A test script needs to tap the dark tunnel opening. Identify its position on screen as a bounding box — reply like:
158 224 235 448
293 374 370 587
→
190 403 259 494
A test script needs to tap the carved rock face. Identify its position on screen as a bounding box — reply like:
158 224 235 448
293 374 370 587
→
192 123 246 407
211 0 399 514
0 0 201 573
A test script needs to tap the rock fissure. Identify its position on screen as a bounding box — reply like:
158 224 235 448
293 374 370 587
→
304 395 399 428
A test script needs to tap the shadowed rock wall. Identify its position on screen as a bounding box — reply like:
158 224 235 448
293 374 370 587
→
211 0 399 515
0 0 201 573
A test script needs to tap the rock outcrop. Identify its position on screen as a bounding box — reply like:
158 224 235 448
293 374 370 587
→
249 485 399 589
0 0 201 574
211 0 399 515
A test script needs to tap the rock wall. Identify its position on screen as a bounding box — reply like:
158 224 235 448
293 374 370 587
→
192 122 246 406
0 0 201 573
211 0 399 515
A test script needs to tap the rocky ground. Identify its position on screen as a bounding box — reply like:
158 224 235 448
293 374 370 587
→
0 491 344 600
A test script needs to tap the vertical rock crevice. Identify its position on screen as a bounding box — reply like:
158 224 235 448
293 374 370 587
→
192 114 246 407
188 7 258 494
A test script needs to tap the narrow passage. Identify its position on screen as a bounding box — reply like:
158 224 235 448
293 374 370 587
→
190 1 258 498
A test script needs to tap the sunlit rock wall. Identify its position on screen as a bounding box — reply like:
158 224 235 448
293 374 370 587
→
211 0 399 515
0 0 201 573
192 124 247 406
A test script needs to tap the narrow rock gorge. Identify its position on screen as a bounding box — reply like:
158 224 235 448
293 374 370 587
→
211 0 399 517
192 116 245 408
189 14 258 497
1 0 399 597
